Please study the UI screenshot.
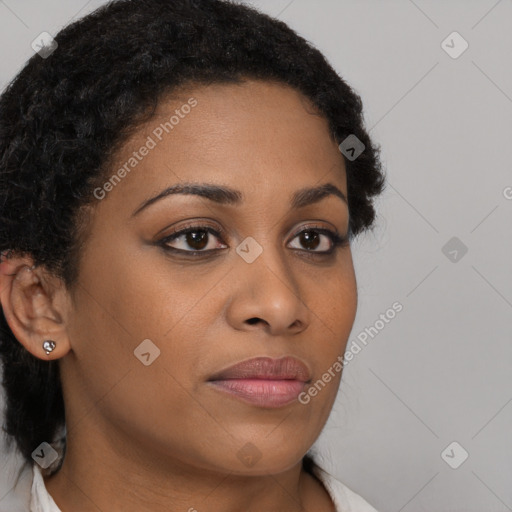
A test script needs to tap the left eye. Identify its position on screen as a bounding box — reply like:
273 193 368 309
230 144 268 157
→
160 225 347 255
288 228 340 252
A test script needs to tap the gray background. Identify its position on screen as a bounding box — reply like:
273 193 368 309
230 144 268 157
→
0 1 511 511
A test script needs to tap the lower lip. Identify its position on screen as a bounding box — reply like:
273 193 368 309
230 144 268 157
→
207 379 306 408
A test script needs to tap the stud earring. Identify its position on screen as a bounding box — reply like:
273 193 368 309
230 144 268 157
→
42 340 56 355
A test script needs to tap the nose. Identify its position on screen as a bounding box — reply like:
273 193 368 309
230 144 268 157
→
225 243 311 336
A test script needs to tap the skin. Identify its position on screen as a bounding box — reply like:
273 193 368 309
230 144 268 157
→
0 79 357 512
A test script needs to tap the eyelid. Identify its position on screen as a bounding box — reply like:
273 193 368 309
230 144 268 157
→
163 220 226 239
289 222 338 238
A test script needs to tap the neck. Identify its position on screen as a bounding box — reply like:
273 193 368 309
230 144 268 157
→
43 431 331 512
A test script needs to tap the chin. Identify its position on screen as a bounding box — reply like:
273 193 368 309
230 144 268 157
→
218 447 307 477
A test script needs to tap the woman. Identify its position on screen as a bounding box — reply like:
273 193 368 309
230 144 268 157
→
0 0 385 510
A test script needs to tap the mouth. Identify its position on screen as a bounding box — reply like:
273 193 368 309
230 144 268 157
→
206 356 311 408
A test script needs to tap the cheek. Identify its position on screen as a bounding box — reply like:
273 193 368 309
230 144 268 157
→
307 261 357 392
77 250 219 396
326 277 357 344
64 263 209 445
310 258 357 343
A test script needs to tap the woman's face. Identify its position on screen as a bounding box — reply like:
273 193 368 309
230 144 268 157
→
61 79 357 475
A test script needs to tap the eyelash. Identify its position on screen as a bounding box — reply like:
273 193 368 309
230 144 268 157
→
158 223 349 257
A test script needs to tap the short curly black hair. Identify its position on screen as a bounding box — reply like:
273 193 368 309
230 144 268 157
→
0 0 385 475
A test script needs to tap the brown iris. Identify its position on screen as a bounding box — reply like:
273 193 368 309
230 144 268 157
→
186 230 209 250
299 231 320 251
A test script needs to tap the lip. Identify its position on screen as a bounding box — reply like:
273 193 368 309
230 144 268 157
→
208 356 312 382
207 356 311 408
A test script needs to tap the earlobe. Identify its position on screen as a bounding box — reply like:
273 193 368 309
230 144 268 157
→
0 255 72 361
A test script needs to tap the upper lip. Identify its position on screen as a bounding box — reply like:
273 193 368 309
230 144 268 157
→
208 356 311 382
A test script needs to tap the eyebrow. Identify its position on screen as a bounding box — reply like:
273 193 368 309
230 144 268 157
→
131 182 347 217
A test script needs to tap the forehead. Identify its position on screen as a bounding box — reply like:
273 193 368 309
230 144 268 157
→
99 79 347 211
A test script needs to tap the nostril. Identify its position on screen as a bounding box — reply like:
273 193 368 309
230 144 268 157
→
246 318 260 325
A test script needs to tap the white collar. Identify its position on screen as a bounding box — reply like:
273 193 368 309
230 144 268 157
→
311 463 379 511
30 464 60 512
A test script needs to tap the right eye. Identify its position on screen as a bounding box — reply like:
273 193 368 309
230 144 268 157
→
159 224 228 255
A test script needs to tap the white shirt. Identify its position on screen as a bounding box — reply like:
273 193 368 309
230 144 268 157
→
3 461 379 511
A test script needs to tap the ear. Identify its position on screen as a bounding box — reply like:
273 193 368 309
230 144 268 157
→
0 252 73 361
